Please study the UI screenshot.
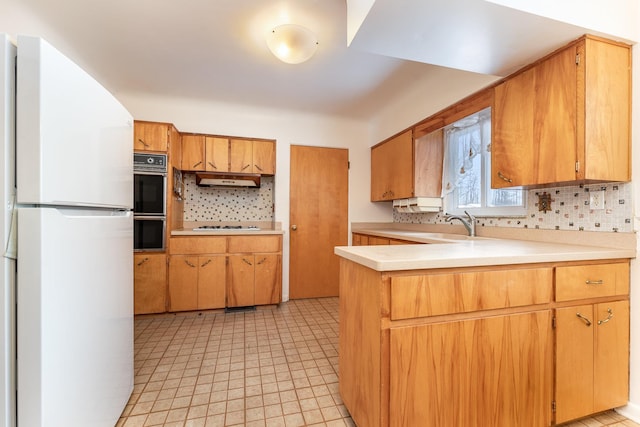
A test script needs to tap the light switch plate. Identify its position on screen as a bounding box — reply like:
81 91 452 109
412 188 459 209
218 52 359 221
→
589 190 605 210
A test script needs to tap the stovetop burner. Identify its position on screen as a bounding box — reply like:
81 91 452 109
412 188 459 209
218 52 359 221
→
192 225 261 231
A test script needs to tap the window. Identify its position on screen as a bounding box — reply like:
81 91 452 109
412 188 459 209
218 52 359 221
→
442 108 526 216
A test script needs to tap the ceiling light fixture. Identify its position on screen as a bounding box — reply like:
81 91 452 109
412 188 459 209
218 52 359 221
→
266 24 318 64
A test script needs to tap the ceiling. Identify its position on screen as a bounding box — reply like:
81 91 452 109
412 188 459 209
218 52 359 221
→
2 0 634 120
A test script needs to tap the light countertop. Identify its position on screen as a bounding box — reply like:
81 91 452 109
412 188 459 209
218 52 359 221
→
335 231 635 271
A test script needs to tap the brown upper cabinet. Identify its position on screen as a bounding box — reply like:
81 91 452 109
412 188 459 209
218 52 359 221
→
181 135 276 175
371 130 414 201
492 35 631 188
133 121 169 152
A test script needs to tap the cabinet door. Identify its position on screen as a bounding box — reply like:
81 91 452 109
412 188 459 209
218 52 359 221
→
227 255 255 307
197 256 226 309
181 134 206 171
205 137 229 172
229 139 253 173
254 254 281 305
371 130 413 201
493 46 576 188
252 140 275 175
555 304 595 423
389 311 553 427
133 253 166 314
593 300 629 413
582 38 631 182
134 121 168 152
168 255 198 311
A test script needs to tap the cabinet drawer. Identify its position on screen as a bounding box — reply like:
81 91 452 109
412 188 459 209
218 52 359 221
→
228 236 281 253
390 268 553 320
169 237 226 254
555 262 629 302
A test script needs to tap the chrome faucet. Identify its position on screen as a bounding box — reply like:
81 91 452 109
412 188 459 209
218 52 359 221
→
445 211 476 237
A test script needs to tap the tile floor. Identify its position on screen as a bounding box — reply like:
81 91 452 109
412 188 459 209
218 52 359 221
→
118 297 639 427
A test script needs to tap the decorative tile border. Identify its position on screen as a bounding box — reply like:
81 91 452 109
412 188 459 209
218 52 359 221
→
393 182 633 233
183 174 275 222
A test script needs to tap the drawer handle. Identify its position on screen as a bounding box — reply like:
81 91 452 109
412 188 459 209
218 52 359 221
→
255 164 263 172
242 258 253 266
497 171 513 183
208 161 217 169
576 312 592 327
256 257 267 265
597 308 614 325
185 260 196 268
241 164 250 171
585 279 604 285
137 138 150 148
192 161 202 168
136 257 149 266
200 259 212 267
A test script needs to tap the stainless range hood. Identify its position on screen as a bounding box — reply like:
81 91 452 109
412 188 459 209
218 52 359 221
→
195 172 261 188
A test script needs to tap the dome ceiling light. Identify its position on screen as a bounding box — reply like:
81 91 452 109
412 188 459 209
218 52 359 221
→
266 24 318 64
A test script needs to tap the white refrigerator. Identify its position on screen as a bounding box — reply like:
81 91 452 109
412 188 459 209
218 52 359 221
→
1 34 134 426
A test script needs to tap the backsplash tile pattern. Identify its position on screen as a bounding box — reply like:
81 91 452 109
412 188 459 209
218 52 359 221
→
393 183 633 233
183 174 275 222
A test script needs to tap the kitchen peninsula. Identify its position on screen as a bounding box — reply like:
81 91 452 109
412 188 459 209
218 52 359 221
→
335 234 634 426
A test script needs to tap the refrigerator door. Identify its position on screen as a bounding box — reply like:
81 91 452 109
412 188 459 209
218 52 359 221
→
0 33 16 427
16 35 133 209
17 207 133 427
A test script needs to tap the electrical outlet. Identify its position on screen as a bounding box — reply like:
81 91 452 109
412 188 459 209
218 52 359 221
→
589 190 605 210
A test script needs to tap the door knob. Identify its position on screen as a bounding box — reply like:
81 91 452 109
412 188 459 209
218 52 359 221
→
291 225 297 231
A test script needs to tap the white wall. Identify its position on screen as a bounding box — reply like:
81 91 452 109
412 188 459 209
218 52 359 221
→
119 92 383 300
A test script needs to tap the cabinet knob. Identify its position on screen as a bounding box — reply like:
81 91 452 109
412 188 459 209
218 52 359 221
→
291 225 297 231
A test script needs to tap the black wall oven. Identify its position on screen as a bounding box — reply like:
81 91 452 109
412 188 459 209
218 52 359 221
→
133 153 167 251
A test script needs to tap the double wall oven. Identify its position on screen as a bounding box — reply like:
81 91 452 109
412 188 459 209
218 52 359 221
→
133 153 167 251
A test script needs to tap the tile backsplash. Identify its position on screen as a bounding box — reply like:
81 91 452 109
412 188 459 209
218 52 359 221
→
183 174 275 222
393 182 633 233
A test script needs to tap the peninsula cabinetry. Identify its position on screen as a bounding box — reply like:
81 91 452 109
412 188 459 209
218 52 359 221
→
493 35 631 188
554 263 629 424
339 258 630 427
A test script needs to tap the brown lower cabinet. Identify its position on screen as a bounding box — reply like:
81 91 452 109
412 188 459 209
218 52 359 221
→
338 258 630 427
168 235 282 311
133 253 167 314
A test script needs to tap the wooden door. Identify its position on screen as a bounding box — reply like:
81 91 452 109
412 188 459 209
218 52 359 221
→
205 137 229 172
168 255 198 311
227 254 255 307
197 255 226 309
134 121 168 152
555 304 595 423
253 140 276 175
593 300 629 412
229 139 253 173
254 254 281 305
181 134 205 171
133 253 166 314
289 146 348 299
389 311 553 427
